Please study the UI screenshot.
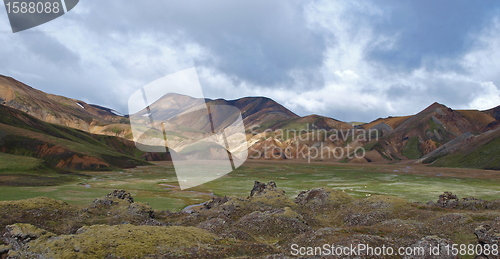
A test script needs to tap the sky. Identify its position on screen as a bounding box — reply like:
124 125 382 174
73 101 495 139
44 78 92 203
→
1 0 500 122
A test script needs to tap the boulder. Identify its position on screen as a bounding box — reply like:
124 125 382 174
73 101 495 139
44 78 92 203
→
234 207 310 242
92 190 134 207
2 223 55 255
203 196 230 210
436 192 458 209
294 187 353 208
225 180 294 209
250 180 279 197
474 218 500 259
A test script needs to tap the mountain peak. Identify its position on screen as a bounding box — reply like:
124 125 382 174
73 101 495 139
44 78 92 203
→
421 102 448 114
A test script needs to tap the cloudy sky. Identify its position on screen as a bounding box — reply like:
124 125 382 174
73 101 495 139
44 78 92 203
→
1 0 500 122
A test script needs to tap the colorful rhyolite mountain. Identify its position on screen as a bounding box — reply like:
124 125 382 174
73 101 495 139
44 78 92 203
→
0 75 499 170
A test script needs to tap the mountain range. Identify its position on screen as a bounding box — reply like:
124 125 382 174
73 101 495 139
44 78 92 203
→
1 75 499 171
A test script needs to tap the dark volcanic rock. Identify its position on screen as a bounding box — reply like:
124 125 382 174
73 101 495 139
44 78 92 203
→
437 192 459 209
433 193 500 211
203 196 230 210
107 190 134 203
474 218 500 259
294 187 353 208
2 224 54 252
92 190 134 207
251 180 279 197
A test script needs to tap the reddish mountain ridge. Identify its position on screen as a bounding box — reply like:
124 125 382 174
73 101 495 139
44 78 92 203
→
356 102 500 168
1 75 500 169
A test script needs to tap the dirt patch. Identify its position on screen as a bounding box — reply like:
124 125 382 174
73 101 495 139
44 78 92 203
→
0 83 15 103
56 154 110 170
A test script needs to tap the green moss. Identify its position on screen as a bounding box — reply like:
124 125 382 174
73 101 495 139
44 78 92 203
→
0 197 69 210
13 225 221 258
361 141 378 151
431 136 500 170
402 136 423 159
6 223 55 239
110 125 122 135
0 153 44 172
390 153 402 161
360 141 392 160
281 207 300 219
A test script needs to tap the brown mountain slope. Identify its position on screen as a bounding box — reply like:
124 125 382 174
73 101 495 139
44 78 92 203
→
258 114 352 132
1 76 350 144
425 126 500 170
348 102 497 163
221 96 299 128
0 75 131 136
385 102 485 157
139 93 300 131
456 110 496 131
0 104 173 172
361 116 412 132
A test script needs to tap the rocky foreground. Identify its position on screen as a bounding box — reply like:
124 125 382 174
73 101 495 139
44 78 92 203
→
1 183 500 258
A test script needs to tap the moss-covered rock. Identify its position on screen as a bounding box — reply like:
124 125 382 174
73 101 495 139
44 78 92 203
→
9 225 219 258
224 181 295 212
234 208 310 244
6 224 278 259
3 223 55 255
1 184 500 258
0 197 68 211
196 218 228 234
474 217 500 258
0 197 75 235
342 195 412 227
294 187 354 208
80 191 155 227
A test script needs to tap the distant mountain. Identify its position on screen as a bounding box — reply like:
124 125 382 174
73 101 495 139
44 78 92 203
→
423 126 500 170
350 102 500 168
2 74 500 170
130 93 354 159
0 104 173 172
134 93 300 131
0 75 133 139
218 96 299 129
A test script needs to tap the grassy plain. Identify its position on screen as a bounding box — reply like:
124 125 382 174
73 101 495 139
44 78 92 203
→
1 159 500 212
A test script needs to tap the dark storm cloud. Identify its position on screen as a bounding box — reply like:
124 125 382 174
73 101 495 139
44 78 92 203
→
71 0 327 88
366 0 500 72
